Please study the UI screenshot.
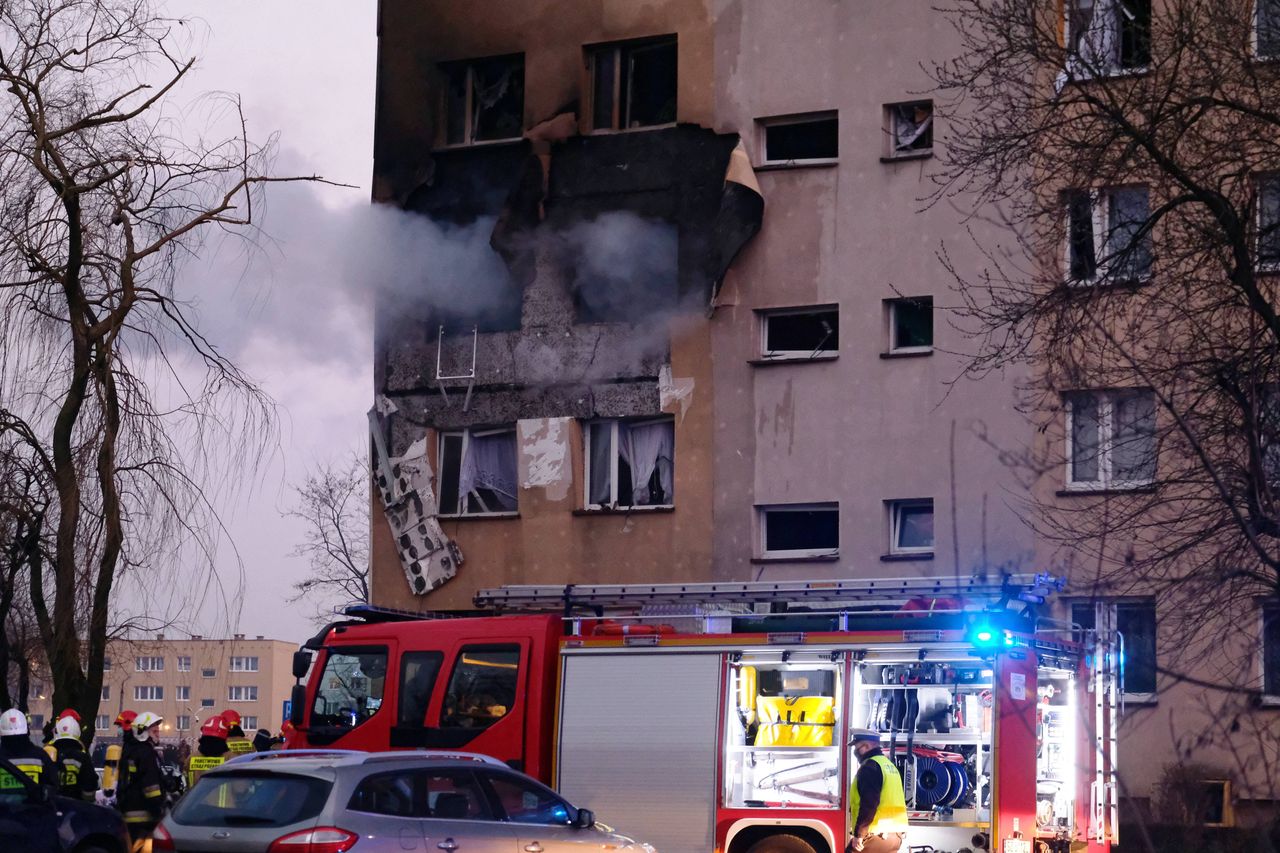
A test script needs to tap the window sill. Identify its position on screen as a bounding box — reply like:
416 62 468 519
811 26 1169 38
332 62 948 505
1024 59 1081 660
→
1122 693 1157 706
430 137 525 154
1258 695 1280 707
756 159 839 172
880 551 935 562
438 512 521 522
1056 485 1157 497
574 506 675 516
751 553 840 564
880 151 933 164
880 349 933 359
750 355 839 367
1064 275 1152 291
586 122 678 136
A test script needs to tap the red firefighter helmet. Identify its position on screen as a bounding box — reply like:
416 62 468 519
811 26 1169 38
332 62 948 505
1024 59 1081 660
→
200 715 229 739
220 709 242 728
114 710 137 729
57 708 81 723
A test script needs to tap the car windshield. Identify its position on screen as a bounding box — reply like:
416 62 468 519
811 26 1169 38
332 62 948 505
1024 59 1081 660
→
311 645 388 730
170 772 332 828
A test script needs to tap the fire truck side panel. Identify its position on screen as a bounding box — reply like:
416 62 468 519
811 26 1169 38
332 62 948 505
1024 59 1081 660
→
994 651 1039 845
556 651 722 852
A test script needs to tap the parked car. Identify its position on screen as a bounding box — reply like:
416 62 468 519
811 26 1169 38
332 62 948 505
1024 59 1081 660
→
0 755 131 853
155 749 657 852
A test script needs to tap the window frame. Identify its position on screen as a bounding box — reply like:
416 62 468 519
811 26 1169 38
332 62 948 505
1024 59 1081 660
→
200 698 215 709
437 425 520 518
586 35 678 133
883 100 934 161
1064 390 1158 491
756 111 839 168
95 714 110 731
1255 0 1280 59
176 715 191 731
438 644 522 733
1072 598 1157 703
1256 174 1280 272
438 53 525 148
201 667 216 678
1063 0 1151 77
757 305 840 362
176 685 191 702
479 770 576 826
134 685 163 702
135 656 164 672
757 502 840 560
228 685 259 703
1261 602 1280 705
100 685 110 700
582 417 676 511
886 296 934 355
1063 187 1153 286
887 498 936 556
230 656 260 673
177 655 191 672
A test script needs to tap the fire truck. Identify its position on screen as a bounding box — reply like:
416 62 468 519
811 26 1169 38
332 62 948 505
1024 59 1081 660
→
285 575 1119 853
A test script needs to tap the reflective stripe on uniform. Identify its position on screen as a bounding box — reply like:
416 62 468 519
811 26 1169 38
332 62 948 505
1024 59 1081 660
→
225 738 252 754
187 754 224 788
849 754 911 835
122 809 155 823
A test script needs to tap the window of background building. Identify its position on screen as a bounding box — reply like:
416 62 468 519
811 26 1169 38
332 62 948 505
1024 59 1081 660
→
886 297 933 354
759 306 839 361
29 714 43 730
95 715 110 731
177 655 191 672
442 54 524 146
1259 0 1280 57
1066 0 1151 74
758 503 839 559
1073 599 1157 698
585 418 675 509
103 658 111 672
230 656 259 673
100 685 109 700
758 112 838 166
885 101 933 159
1263 604 1280 699
134 685 163 702
176 685 190 702
1066 390 1157 489
176 715 191 731
201 698 215 708
243 715 258 730
202 667 216 678
888 499 935 556
438 427 518 516
1258 175 1280 270
135 656 164 672
228 686 258 702
588 36 677 131
1066 187 1152 284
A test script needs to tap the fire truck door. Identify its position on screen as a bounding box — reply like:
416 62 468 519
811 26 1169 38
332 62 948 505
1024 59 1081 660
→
415 639 530 767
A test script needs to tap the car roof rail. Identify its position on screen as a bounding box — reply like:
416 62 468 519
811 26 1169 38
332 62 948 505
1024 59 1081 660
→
222 748 367 766
359 750 508 768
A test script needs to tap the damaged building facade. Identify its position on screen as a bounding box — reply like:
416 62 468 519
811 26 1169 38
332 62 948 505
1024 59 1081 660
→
370 0 1031 613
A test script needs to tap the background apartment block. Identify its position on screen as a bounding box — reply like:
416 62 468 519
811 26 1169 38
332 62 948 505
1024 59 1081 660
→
29 635 295 741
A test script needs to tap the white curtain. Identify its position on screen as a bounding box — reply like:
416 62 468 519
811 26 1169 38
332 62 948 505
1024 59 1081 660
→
459 431 518 511
620 422 674 505
893 105 933 151
588 422 613 506
1077 0 1118 74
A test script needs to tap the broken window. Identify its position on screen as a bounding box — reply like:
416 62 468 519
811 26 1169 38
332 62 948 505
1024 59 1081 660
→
588 36 677 131
585 418 674 508
1072 600 1157 697
885 102 933 158
438 426 518 515
760 112 838 165
760 306 839 360
1065 0 1151 75
887 297 933 353
759 504 839 558
1264 603 1280 697
1259 0 1280 57
1066 390 1157 488
1259 175 1280 269
888 499 934 555
1065 187 1152 284
442 54 525 146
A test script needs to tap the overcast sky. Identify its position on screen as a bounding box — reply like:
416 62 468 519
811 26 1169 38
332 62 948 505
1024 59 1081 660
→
168 1 379 642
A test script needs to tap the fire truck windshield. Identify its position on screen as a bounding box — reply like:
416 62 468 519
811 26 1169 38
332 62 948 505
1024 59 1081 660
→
311 645 388 732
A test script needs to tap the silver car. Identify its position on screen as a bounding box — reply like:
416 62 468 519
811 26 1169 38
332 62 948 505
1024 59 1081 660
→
154 749 656 852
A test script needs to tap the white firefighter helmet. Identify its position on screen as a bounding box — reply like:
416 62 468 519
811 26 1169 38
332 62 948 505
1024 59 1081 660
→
133 711 163 739
0 708 28 736
53 716 82 742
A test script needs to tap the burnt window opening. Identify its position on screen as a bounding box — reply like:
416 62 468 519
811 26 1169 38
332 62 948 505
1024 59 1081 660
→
1260 0 1280 57
887 297 933 353
438 427 518 516
443 54 525 146
759 504 839 557
886 102 933 158
760 307 838 359
1066 0 1150 74
589 36 677 131
760 113 838 165
585 418 675 509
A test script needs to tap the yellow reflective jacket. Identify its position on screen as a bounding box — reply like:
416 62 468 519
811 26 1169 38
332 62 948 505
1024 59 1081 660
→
849 754 910 836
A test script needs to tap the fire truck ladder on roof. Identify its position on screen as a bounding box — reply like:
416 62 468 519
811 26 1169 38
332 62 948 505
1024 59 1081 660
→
472 573 1063 614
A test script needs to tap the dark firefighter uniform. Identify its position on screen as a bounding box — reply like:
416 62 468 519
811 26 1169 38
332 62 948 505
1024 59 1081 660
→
49 728 99 801
117 731 167 837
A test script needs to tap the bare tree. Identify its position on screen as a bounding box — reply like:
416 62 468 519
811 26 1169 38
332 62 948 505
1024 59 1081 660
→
287 456 370 622
0 0 326 723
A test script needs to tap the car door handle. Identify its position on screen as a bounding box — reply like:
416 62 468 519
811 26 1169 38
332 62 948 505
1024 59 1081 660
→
437 840 459 851
524 844 544 853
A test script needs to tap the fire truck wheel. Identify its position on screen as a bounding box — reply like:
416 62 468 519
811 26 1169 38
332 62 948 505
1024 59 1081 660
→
744 834 817 853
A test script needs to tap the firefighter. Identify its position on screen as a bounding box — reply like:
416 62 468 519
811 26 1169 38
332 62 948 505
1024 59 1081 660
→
100 709 136 799
846 728 909 853
48 716 98 801
42 708 83 762
221 710 252 754
187 714 230 788
252 728 282 752
0 708 57 792
116 711 167 846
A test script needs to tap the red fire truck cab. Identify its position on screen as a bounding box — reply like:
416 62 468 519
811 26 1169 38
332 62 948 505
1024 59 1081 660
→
288 575 1118 853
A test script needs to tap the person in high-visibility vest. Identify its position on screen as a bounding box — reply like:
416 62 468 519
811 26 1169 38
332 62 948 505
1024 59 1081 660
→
187 714 230 788
847 728 909 853
116 711 168 846
100 710 136 800
48 716 98 802
0 708 57 794
220 710 253 754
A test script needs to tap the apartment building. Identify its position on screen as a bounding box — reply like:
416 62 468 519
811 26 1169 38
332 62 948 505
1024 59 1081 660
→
28 635 296 741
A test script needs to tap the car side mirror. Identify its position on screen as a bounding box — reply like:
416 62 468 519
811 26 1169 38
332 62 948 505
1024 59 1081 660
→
292 649 313 680
290 683 308 727
574 808 595 829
